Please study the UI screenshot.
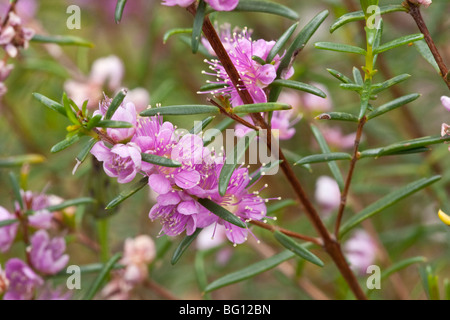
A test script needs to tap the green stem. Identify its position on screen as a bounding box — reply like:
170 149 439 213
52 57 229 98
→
97 219 110 263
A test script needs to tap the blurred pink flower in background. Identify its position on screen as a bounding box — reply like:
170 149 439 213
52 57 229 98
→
3 258 43 300
442 96 450 112
343 230 377 275
121 235 156 284
319 126 357 150
410 0 432 8
314 176 341 216
65 55 150 111
440 96 450 151
301 83 332 114
0 206 18 253
0 0 38 24
29 230 69 275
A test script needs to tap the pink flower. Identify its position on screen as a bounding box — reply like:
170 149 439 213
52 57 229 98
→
0 12 34 58
95 96 137 143
149 190 204 236
29 230 69 275
411 0 432 8
201 25 292 107
121 235 156 284
19 190 53 229
343 230 377 275
161 0 196 7
124 87 150 113
207 0 239 11
4 258 43 300
36 286 72 300
315 176 341 215
0 206 18 253
442 96 450 112
91 142 142 184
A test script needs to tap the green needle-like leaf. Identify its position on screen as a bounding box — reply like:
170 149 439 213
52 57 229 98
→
233 0 299 20
104 89 127 120
270 80 327 98
83 253 122 300
192 0 206 53
273 231 323 267
0 154 46 167
46 197 96 212
141 153 182 168
373 33 424 54
140 105 220 116
366 93 420 120
171 228 203 265
204 250 295 292
31 34 94 47
105 177 149 210
294 152 352 166
115 0 128 23
315 112 358 122
233 102 291 114
197 198 247 229
266 22 299 63
340 175 441 237
314 42 366 55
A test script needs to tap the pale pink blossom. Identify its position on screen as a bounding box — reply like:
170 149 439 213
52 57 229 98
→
315 176 341 215
121 235 156 284
344 230 377 275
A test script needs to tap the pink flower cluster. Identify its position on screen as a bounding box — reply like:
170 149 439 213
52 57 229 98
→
0 190 70 300
0 5 35 96
162 0 239 12
90 97 272 245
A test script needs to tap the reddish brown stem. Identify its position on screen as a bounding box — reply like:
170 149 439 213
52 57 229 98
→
406 1 450 90
335 117 366 237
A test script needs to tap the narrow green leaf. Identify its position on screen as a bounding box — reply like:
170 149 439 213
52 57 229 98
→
378 135 450 156
198 198 247 229
105 177 149 210
371 74 411 95
277 10 329 78
340 83 363 92
140 105 219 117
310 124 345 191
414 39 440 74
204 250 294 293
141 153 182 168
294 152 352 166
0 154 46 167
326 68 353 84
75 138 97 168
0 218 18 228
314 42 366 55
352 67 363 86
163 28 192 44
9 172 23 209
273 231 323 267
358 79 372 120
190 116 215 134
381 256 427 281
315 112 358 122
179 35 214 59
95 120 133 129
366 93 420 120
31 34 94 47
86 114 103 130
104 89 127 120
281 149 312 172
233 102 291 114
63 93 80 125
46 197 96 212
330 5 407 33
33 93 67 117
340 175 441 237
219 131 257 196
359 146 430 159
192 0 206 54
171 228 203 265
270 80 326 98
83 253 122 300
50 134 81 153
373 33 424 54
252 55 267 65
233 0 299 20
445 279 450 301
266 22 299 63
198 82 228 93
115 0 128 23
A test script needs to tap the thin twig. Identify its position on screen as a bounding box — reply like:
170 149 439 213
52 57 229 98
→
405 1 450 90
335 116 366 237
